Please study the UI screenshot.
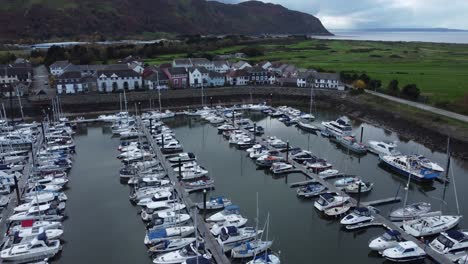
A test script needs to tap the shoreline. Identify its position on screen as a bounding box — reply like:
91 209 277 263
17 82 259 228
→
5 87 468 159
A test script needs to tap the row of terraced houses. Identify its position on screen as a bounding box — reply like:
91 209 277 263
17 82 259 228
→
51 56 344 94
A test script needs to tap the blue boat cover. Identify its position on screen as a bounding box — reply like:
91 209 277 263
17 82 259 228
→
355 207 369 213
148 229 168 240
321 193 334 199
386 230 401 237
225 205 240 212
221 226 238 236
446 230 466 241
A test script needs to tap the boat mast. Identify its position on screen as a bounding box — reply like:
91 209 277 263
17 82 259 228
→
119 93 122 113
158 87 162 112
16 88 24 121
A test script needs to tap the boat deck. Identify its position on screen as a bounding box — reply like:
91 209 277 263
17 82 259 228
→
139 119 231 264
243 123 453 264
0 131 43 264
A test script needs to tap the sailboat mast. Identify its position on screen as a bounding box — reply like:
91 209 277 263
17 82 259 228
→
158 88 162 112
16 88 24 120
309 87 313 115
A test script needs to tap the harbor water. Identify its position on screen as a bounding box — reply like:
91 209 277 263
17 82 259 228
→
56 110 468 264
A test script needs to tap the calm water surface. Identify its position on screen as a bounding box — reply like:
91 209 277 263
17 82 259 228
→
313 30 468 44
56 110 468 264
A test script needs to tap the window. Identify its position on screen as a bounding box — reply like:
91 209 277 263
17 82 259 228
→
134 81 139 89
112 82 118 91
101 82 106 90
123 81 129 90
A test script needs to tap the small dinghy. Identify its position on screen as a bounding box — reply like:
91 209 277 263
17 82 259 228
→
197 196 232 210
389 202 431 221
296 183 326 198
369 230 404 252
148 237 198 254
382 241 426 262
231 240 273 258
340 207 374 225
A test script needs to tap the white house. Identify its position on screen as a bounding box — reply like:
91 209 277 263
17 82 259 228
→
208 72 225 87
50 60 72 76
1 64 32 84
231 61 252 71
213 61 230 73
188 68 209 88
297 72 312 88
56 71 84 94
97 65 142 93
226 70 249 86
311 72 344 90
267 74 277 85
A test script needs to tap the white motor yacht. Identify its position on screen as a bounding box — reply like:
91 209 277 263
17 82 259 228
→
314 193 350 212
369 230 404 252
210 214 248 236
429 230 468 262
217 226 262 252
367 140 401 156
144 226 195 245
382 241 426 262
0 237 61 262
340 207 374 225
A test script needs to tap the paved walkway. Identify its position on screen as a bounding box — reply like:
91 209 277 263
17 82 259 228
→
365 90 468 123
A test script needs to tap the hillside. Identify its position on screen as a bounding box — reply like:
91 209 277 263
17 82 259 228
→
0 0 331 41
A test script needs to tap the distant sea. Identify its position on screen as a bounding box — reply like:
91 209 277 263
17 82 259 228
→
311 30 468 44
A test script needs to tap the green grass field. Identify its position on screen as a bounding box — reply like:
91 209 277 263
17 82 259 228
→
145 39 468 105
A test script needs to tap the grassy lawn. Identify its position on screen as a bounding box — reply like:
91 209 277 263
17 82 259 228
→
144 38 468 105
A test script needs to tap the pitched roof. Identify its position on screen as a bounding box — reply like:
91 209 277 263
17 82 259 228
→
213 60 230 67
312 72 340 80
97 64 140 78
227 69 249 77
168 67 187 76
173 58 192 66
50 60 71 69
57 71 82 79
209 71 225 78
188 67 209 74
191 58 212 65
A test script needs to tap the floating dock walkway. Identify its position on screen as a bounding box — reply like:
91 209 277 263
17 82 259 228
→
139 119 230 264
239 122 453 264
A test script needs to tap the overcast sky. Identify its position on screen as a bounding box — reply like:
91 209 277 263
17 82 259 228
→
217 0 468 30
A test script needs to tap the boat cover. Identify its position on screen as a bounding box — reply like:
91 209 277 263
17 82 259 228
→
148 229 168 240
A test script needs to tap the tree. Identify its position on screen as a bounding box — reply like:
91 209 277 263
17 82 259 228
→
401 84 420 101
368 79 382 90
353 79 367 89
387 79 399 96
240 46 264 57
359 73 370 84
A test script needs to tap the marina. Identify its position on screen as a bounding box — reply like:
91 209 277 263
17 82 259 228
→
0 102 466 264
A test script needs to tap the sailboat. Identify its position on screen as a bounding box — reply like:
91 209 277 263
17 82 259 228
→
402 146 462 237
297 87 318 132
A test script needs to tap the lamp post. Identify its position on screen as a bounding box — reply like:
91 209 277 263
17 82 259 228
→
270 93 273 106
210 96 213 108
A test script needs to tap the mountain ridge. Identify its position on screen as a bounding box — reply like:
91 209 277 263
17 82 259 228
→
0 0 331 41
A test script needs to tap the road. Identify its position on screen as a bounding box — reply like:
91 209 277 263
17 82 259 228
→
365 90 468 123
31 65 55 96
